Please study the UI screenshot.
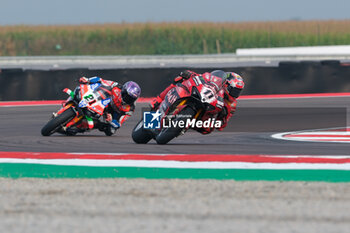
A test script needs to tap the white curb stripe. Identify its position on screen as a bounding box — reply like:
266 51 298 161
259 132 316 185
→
1 158 350 170
286 132 350 136
272 127 350 143
285 137 350 140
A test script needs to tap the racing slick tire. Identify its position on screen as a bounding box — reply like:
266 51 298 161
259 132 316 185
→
132 119 153 144
155 107 196 145
41 107 76 136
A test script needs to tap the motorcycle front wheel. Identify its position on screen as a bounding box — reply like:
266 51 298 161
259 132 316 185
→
131 119 153 144
155 106 196 145
41 107 76 136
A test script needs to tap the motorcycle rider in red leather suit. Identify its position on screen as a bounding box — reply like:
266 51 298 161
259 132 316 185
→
150 70 244 134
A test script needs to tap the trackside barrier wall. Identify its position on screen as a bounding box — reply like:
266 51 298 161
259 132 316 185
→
0 61 350 101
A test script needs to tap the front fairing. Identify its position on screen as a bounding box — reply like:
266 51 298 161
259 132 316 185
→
156 79 224 130
77 83 111 117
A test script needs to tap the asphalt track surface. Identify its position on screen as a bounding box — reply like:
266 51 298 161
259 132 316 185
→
1 96 349 155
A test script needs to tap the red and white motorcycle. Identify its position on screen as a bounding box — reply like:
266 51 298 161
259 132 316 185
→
132 74 225 144
41 82 114 136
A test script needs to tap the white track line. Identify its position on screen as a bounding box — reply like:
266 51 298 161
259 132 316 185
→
271 127 350 143
2 158 350 170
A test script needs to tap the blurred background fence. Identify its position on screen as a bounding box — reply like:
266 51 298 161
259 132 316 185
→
1 61 349 101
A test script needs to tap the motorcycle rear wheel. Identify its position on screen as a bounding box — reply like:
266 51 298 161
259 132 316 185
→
41 107 76 136
156 107 196 145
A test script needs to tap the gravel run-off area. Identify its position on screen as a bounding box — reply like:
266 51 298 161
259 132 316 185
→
1 178 350 233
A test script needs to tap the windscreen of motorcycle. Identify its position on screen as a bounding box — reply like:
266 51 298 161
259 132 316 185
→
206 71 226 93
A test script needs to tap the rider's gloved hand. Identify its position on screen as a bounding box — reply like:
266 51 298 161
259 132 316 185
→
150 96 162 110
79 77 89 84
179 70 196 79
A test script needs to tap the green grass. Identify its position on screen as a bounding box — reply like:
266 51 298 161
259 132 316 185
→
0 21 350 56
